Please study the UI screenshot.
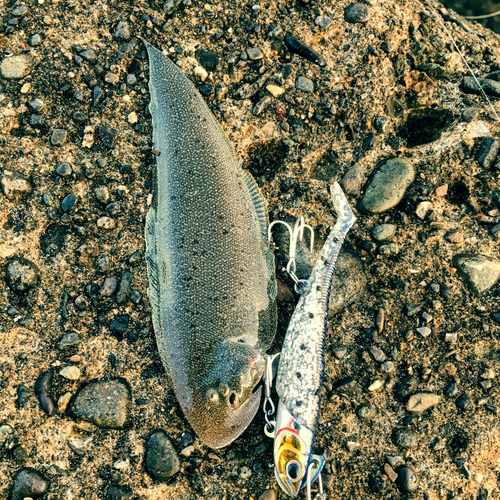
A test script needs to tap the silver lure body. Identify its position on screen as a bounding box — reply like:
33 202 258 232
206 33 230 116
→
273 183 355 496
143 41 277 449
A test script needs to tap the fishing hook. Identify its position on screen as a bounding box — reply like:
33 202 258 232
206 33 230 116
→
306 460 325 500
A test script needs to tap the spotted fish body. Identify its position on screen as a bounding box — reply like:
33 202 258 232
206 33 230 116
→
143 41 277 449
273 183 355 496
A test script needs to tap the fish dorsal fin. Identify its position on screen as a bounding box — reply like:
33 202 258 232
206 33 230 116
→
240 165 269 243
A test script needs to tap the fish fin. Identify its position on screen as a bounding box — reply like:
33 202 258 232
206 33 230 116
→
240 166 269 243
145 207 162 335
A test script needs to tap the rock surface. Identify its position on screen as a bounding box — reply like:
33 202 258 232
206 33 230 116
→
0 54 38 79
145 430 181 481
452 254 500 295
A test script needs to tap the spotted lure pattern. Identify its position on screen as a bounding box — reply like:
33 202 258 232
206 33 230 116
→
143 40 277 449
273 183 355 496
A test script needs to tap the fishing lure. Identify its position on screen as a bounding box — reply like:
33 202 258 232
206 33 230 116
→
266 182 356 498
143 40 277 449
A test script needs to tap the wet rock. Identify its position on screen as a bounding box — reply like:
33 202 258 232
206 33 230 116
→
393 428 417 449
50 129 67 146
10 468 50 500
295 76 314 92
116 272 134 304
0 424 19 459
68 378 131 429
394 376 417 400
5 257 39 294
113 21 131 40
372 224 396 241
61 194 77 212
107 484 133 500
476 138 500 168
163 0 182 15
284 35 325 67
463 76 500 97
361 158 415 214
0 54 38 79
145 429 181 481
344 3 371 23
34 370 56 417
406 393 440 414
452 254 500 296
55 162 72 177
194 49 218 72
0 169 32 201
396 465 419 493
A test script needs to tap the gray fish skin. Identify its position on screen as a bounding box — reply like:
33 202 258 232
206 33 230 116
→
143 41 277 449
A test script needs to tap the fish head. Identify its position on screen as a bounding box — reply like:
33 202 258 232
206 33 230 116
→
189 338 265 448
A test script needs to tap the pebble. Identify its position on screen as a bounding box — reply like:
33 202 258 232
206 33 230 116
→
97 217 116 229
455 393 474 411
369 345 386 362
68 378 131 429
100 277 119 296
386 455 404 468
29 98 44 112
332 345 348 359
56 162 72 177
0 424 19 458
384 463 398 482
51 129 67 146
105 72 120 85
357 404 376 420
99 126 117 148
116 272 134 304
375 116 390 133
417 326 431 338
336 378 360 395
315 16 332 28
17 384 31 407
194 48 218 72
246 47 264 60
344 3 371 23
57 392 72 412
379 243 398 256
461 107 480 122
94 186 110 204
113 21 131 40
435 184 448 196
445 229 464 243
80 49 97 63
346 441 360 452
109 315 129 338
381 361 395 373
10 468 50 500
59 332 80 349
463 76 500 97
368 379 384 392
239 465 252 479
126 73 137 85
394 376 417 400
35 369 57 417
476 138 500 168
0 53 38 79
29 33 42 46
394 428 417 449
341 164 365 195
445 381 458 397
258 490 277 500
60 366 81 380
0 168 32 201
452 254 500 296
396 465 419 493
295 76 314 92
61 193 77 212
361 158 414 214
415 201 432 219
107 485 133 500
163 0 182 15
445 332 458 342
29 114 45 128
252 96 272 116
145 429 181 481
406 393 440 414
267 84 284 97
491 223 500 238
372 224 396 241
5 257 39 294
284 35 325 67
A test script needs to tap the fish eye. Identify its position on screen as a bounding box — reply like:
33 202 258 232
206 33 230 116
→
285 460 302 482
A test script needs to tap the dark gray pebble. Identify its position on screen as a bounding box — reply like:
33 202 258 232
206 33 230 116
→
5 257 39 294
396 465 419 493
99 126 117 148
29 114 45 128
68 378 131 429
10 468 50 500
295 76 314 92
476 138 500 168
109 315 129 338
194 48 218 72
50 129 67 146
393 376 417 400
344 3 371 23
80 48 97 63
34 369 53 396
181 432 194 447
130 290 142 303
283 35 325 67
463 76 500 97
58 332 80 349
16 384 31 407
368 474 387 494
116 272 134 304
252 96 272 116
146 429 181 481
107 484 133 500
56 162 72 177
445 381 458 397
456 393 474 411
163 0 183 15
61 194 77 212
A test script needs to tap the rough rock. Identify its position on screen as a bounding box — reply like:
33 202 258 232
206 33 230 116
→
452 254 500 296
10 468 50 500
145 429 181 481
0 54 38 79
0 169 32 201
5 257 40 294
406 393 441 414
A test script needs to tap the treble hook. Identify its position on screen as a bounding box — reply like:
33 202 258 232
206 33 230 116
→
306 460 325 500
268 216 315 293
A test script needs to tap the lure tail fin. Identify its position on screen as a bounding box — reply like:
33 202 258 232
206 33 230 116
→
329 182 356 231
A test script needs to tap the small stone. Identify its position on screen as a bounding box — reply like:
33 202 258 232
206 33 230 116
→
284 35 325 67
336 378 360 395
105 72 120 85
60 366 81 380
258 490 277 500
396 465 419 493
357 404 376 420
99 126 117 148
455 393 474 411
107 485 133 500
163 0 182 15
379 243 398 256
481 368 495 379
239 465 252 479
445 229 464 243
375 116 390 133
384 463 398 482
491 223 500 238
12 6 28 16
68 378 131 429
415 201 432 219
0 53 38 79
461 108 480 122
344 3 371 23
180 445 194 457
113 21 131 40
394 376 417 400
252 96 272 116
194 48 218 72
445 381 458 397
417 327 431 338
59 332 80 349
100 277 119 296
127 111 138 124
476 137 500 168
445 332 458 342
346 441 360 452
480 380 492 390
295 76 314 92
267 84 284 97
57 392 72 412
10 468 50 500
421 312 433 323
145 429 181 481
29 114 45 128
341 164 365 195
315 15 332 28
386 455 404 468
453 254 500 296
97 217 116 229
394 429 417 449
29 98 44 112
17 384 31 407
80 49 97 63
61 194 77 212
5 257 39 294
56 162 72 177
94 186 110 204
372 224 396 241
116 272 134 304
381 361 395 373
368 379 384 393
246 47 264 60
0 168 32 201
435 184 448 196
126 74 137 85
109 315 129 338
369 346 386 363
361 158 414 214
406 393 440 414
0 424 19 458
51 129 67 146
332 345 348 360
